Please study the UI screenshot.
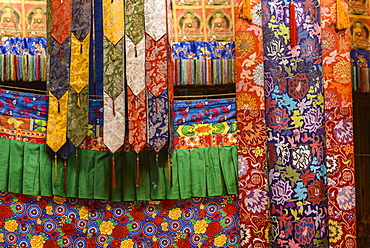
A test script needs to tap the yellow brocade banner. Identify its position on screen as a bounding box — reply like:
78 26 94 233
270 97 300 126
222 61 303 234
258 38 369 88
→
103 0 124 45
70 33 90 94
46 92 68 152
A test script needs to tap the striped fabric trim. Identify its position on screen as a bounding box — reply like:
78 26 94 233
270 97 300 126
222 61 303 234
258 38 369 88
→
174 59 234 86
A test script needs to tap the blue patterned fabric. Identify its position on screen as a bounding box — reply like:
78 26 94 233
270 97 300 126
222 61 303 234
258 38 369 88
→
88 99 103 125
0 90 48 120
147 90 168 152
72 0 91 41
172 42 235 60
0 37 47 55
49 37 71 99
173 98 236 126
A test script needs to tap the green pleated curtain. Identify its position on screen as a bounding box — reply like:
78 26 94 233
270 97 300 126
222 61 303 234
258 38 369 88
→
0 138 238 201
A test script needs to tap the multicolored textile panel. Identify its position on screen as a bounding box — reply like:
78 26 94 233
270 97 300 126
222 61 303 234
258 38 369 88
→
234 0 268 246
263 0 329 246
351 49 370 92
323 0 357 246
0 192 240 248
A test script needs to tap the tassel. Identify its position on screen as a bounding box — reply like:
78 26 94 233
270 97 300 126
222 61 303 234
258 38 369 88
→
238 0 252 21
80 43 83 54
290 1 298 47
112 99 116 116
136 154 142 187
111 155 116 189
336 0 350 30
167 153 172 182
57 99 60 113
54 153 58 183
154 152 159 188
134 44 137 58
113 47 116 61
75 149 80 173
63 160 67 192
77 93 81 107
59 44 63 61
155 98 158 112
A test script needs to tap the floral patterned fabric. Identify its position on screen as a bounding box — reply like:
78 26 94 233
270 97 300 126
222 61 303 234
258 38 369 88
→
172 42 235 60
0 192 240 248
322 0 357 246
0 37 46 55
0 90 48 120
263 0 328 246
173 98 236 126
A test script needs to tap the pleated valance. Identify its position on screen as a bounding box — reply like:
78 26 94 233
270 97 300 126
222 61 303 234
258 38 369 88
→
0 138 238 201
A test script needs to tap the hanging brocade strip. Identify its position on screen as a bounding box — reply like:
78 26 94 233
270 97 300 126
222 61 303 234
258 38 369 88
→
46 92 69 153
48 0 73 152
144 0 169 153
102 0 125 153
67 87 89 147
125 0 146 154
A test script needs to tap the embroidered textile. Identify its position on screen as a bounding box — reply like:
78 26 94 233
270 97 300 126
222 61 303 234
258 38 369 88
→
49 37 71 99
67 87 88 147
0 126 46 143
174 133 237 150
263 0 328 246
172 42 235 60
128 88 147 153
147 90 168 152
46 92 68 152
145 34 167 97
0 37 47 55
173 98 236 125
0 90 48 120
103 92 126 153
126 37 146 96
70 33 90 94
175 121 237 137
144 0 166 41
72 0 91 41
102 0 124 46
51 0 72 45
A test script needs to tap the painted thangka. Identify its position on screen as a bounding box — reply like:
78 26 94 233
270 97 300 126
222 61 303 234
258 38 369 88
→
322 0 357 246
0 0 47 82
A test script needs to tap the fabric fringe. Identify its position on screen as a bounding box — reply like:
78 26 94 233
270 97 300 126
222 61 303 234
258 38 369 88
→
155 152 159 188
111 155 116 189
167 153 172 182
54 153 58 183
290 1 298 47
336 0 350 30
175 59 234 86
238 0 252 21
63 160 67 192
75 149 80 173
136 153 142 187
0 54 47 82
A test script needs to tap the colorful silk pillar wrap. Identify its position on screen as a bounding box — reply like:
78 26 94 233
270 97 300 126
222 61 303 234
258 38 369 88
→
263 0 328 246
322 0 357 246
